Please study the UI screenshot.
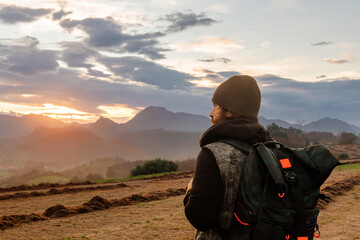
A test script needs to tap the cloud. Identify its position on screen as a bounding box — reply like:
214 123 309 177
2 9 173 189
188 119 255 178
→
190 69 241 88
217 71 241 79
312 41 333 46
257 74 360 124
0 66 210 120
159 12 217 33
52 9 72 20
0 36 59 75
197 57 232 64
0 5 52 24
60 17 166 59
60 42 98 69
175 37 244 54
323 58 349 64
261 41 270 47
99 56 194 90
316 75 327 79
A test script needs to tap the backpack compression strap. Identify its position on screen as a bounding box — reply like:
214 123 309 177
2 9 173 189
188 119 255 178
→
275 149 308 239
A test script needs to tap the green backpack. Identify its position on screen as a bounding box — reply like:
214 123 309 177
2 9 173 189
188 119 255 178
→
220 140 339 240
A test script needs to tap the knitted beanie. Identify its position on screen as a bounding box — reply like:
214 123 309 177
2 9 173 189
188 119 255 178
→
212 75 261 121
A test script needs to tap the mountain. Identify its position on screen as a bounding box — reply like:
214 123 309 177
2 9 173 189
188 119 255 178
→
0 114 65 138
302 118 360 135
123 106 210 132
259 117 292 128
0 128 148 169
87 117 124 138
82 106 210 138
1 107 360 140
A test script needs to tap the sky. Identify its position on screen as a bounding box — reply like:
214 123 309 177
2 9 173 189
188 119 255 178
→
0 0 359 126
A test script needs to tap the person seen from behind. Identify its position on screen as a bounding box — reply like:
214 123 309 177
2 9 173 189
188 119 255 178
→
184 75 273 239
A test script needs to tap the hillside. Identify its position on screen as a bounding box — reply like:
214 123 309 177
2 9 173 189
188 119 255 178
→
0 129 147 169
302 117 360 135
0 114 65 138
117 129 202 160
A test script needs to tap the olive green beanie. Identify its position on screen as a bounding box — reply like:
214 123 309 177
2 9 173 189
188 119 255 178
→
212 75 261 121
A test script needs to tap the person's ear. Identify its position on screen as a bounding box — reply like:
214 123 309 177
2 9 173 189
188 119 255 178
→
225 111 233 119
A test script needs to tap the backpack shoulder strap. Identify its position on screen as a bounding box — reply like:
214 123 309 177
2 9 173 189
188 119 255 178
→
255 143 287 187
220 139 287 188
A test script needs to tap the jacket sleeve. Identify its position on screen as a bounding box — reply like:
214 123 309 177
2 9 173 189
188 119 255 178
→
183 148 224 231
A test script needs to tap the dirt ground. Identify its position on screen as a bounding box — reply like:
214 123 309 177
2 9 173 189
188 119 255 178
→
0 170 359 240
330 142 360 159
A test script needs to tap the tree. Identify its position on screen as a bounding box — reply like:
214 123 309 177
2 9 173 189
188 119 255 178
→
338 132 358 145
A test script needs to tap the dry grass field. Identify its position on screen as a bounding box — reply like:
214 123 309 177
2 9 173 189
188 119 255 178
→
330 142 360 159
0 167 359 240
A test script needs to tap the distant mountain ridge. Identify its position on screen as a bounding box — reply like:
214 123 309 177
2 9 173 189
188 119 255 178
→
1 107 359 170
0 107 359 139
122 106 210 131
0 114 65 138
302 118 360 135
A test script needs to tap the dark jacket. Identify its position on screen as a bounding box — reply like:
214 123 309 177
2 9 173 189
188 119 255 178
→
184 118 272 231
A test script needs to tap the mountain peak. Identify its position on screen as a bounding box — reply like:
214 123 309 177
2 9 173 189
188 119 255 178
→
138 106 169 114
94 116 117 125
124 106 209 131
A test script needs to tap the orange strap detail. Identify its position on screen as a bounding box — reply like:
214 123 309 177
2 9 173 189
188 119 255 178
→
278 192 285 198
233 212 250 226
297 237 308 240
280 158 292 168
285 234 290 240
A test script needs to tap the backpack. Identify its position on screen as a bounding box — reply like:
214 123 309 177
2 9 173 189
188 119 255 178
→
219 139 339 240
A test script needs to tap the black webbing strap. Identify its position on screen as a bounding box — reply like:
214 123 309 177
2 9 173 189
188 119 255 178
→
276 149 308 238
290 183 307 237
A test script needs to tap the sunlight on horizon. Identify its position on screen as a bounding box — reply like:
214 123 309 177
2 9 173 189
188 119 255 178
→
0 102 94 123
98 104 143 123
0 102 144 124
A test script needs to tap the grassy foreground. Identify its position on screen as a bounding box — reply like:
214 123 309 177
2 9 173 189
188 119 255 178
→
334 163 360 172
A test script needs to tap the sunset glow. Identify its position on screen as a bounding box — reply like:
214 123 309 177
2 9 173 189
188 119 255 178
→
0 0 359 125
98 105 142 123
0 102 94 122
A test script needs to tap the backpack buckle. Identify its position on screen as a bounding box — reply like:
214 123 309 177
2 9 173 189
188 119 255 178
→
284 170 297 182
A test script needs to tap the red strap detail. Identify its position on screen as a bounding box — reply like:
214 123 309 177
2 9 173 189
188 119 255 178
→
233 212 250 226
280 158 292 168
285 234 290 240
278 192 285 198
314 232 320 238
297 237 308 240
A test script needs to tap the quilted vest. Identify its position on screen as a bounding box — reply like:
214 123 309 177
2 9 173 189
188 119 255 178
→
194 142 247 240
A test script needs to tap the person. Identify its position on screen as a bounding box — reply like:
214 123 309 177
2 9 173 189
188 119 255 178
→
183 75 273 239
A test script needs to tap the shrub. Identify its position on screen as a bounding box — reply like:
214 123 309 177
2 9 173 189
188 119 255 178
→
131 159 178 176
